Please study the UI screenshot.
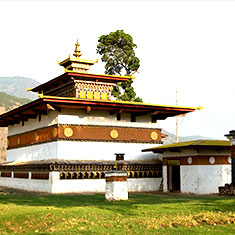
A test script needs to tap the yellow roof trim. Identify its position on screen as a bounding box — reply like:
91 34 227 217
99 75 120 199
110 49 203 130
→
59 57 97 65
38 94 201 110
143 140 230 152
64 69 135 79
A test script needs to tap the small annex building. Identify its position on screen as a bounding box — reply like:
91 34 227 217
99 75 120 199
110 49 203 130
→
143 140 232 194
0 41 200 193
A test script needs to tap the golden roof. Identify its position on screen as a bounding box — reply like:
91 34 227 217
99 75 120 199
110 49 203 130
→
59 39 97 73
142 140 230 152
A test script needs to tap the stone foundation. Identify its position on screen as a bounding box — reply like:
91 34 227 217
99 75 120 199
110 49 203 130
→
219 183 235 196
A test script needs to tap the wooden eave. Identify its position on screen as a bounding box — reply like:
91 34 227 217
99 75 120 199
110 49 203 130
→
29 72 130 94
0 97 197 127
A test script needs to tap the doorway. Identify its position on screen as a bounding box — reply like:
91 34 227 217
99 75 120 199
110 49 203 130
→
167 160 181 192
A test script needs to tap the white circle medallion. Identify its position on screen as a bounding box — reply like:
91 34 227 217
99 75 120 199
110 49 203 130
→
228 157 232 164
187 157 192 164
209 157 215 164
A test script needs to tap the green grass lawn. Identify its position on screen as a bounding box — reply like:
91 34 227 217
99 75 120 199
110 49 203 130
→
0 191 234 234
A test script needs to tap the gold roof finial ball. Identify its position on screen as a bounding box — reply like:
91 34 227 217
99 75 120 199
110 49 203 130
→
73 39 82 58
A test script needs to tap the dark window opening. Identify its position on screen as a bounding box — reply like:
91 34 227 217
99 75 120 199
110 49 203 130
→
117 113 121 121
131 114 136 122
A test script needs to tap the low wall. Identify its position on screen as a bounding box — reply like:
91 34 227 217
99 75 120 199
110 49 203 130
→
0 173 52 193
0 171 161 193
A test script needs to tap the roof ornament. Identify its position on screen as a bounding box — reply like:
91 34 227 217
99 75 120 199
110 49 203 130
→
73 39 82 58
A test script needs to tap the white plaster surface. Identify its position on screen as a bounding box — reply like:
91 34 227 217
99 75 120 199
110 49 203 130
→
181 165 231 194
105 181 128 201
8 111 59 136
105 172 127 177
51 178 161 193
56 141 160 161
58 109 160 128
230 139 235 145
51 173 106 193
51 177 161 193
52 176 161 193
162 166 168 192
0 172 52 193
127 178 161 192
7 141 160 162
7 142 57 162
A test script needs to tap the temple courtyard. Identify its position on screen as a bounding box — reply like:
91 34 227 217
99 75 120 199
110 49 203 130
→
0 187 234 234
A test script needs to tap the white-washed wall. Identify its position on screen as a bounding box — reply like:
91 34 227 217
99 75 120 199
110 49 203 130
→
7 142 57 162
51 172 106 193
7 141 160 162
58 109 159 128
56 141 160 161
127 178 161 192
0 172 52 193
163 166 168 192
181 165 231 194
51 177 161 193
8 111 59 136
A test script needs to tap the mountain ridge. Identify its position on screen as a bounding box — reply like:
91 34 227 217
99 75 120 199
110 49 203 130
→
0 76 40 100
162 130 214 145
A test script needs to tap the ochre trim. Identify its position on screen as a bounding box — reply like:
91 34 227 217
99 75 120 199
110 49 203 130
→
105 176 127 182
163 155 231 166
8 125 162 149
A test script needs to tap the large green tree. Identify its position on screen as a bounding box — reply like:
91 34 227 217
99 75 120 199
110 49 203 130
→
97 30 142 102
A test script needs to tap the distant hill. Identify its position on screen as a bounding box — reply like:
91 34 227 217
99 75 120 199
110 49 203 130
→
0 91 32 163
0 76 40 100
0 91 31 112
162 130 214 145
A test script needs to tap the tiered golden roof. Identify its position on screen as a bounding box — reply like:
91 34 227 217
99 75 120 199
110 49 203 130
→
59 39 97 73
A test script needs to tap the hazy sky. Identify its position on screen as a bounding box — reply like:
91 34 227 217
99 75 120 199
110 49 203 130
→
1 0 235 139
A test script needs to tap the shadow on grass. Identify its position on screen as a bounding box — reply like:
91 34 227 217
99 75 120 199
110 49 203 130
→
0 191 234 215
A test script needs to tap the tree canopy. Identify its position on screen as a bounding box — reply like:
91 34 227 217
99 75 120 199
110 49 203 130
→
97 30 143 102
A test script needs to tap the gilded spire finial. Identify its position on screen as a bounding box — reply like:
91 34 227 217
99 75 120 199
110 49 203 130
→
73 39 82 58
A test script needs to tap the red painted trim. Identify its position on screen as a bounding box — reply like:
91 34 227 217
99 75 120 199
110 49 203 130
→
67 72 130 82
